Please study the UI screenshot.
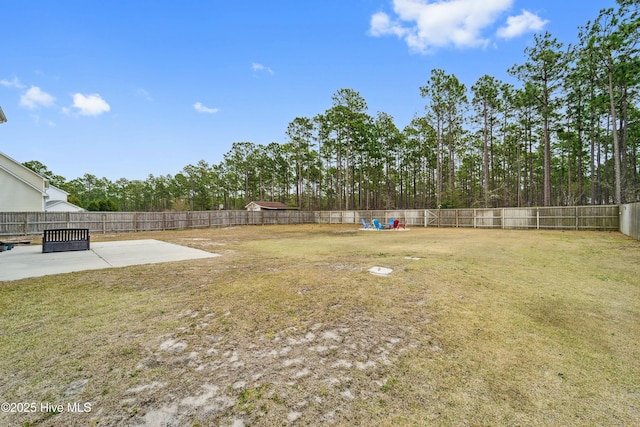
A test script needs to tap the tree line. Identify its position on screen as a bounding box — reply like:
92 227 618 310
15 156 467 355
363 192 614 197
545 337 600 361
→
25 1 639 211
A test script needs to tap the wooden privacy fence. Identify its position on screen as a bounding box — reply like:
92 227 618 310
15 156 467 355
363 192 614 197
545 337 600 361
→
0 205 621 237
620 203 640 241
0 210 316 236
335 206 621 230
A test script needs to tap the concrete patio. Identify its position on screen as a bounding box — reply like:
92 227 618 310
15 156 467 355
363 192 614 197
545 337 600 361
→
0 239 220 281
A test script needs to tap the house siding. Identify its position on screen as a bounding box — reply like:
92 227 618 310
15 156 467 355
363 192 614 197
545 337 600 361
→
0 172 45 211
0 152 48 212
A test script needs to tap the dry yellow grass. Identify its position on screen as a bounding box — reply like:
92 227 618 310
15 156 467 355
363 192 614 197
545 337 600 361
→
1 225 639 426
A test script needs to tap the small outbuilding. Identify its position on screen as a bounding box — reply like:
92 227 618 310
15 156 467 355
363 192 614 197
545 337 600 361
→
45 186 85 212
245 201 298 211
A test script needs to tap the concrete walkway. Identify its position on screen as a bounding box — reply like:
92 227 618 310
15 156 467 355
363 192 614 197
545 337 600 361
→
0 239 220 281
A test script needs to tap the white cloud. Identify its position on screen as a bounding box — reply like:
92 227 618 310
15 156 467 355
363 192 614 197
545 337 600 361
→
193 102 219 114
0 77 25 88
370 12 408 38
497 10 548 39
71 93 110 116
135 88 154 102
19 86 56 109
369 0 514 53
252 62 274 75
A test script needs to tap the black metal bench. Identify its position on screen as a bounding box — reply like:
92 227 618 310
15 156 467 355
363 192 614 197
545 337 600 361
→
42 229 90 253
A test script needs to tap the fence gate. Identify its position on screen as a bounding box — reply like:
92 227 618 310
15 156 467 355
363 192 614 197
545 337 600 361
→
424 209 439 227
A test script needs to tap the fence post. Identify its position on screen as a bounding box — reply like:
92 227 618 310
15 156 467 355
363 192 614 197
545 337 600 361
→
473 209 477 228
536 208 540 230
502 208 505 229
102 214 106 234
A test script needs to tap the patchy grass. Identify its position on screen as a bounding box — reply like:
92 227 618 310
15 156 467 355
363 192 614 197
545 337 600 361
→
1 225 639 426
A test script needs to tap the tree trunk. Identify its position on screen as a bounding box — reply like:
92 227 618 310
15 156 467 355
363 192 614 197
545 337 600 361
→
607 68 622 204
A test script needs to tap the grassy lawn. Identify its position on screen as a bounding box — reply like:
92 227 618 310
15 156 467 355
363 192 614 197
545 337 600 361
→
1 225 639 426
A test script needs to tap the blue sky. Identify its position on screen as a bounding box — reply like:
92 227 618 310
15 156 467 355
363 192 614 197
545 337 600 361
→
1 0 618 181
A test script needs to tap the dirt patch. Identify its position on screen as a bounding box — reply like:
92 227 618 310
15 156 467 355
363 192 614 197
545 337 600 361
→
118 311 424 426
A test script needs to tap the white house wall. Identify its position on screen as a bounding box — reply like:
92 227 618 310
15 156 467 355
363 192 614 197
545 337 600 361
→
0 151 48 211
0 172 45 211
0 152 47 192
47 185 69 201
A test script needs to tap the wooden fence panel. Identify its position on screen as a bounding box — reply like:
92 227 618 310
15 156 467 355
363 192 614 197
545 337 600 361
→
577 205 619 230
259 211 276 225
503 208 536 229
190 211 212 229
0 212 19 235
162 211 183 231
437 210 457 227
315 211 345 224
457 209 476 227
399 210 424 226
0 205 623 237
134 212 162 232
620 203 640 240
69 212 113 234
225 210 246 226
36 212 68 231
366 211 386 223
538 207 574 229
210 211 227 227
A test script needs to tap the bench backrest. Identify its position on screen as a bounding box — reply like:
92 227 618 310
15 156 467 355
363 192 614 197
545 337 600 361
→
43 228 90 242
